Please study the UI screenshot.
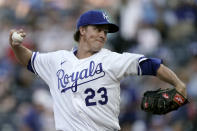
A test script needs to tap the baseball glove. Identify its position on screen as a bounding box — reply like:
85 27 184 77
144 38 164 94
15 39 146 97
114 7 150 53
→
141 88 188 115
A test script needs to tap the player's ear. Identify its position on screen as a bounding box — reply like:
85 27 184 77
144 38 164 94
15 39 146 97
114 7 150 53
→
79 26 86 35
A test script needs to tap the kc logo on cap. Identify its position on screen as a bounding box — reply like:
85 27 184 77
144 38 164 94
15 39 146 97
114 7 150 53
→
102 12 109 22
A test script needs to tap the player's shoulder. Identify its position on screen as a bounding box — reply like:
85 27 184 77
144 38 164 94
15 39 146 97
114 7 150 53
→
46 50 72 56
100 48 120 56
52 50 71 55
100 48 143 58
37 50 73 60
122 52 144 58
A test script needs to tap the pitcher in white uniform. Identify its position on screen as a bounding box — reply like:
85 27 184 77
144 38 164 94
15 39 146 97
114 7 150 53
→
9 10 187 131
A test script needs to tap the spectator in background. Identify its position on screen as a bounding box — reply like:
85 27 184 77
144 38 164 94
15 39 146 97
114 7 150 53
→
187 43 197 99
20 89 55 131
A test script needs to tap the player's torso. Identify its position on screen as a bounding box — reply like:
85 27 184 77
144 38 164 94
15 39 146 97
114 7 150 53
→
50 49 120 131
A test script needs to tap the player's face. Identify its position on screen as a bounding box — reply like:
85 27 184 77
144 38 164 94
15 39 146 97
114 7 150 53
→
81 25 108 53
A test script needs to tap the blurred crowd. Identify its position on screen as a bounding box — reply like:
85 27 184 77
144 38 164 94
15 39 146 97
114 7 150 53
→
0 0 197 131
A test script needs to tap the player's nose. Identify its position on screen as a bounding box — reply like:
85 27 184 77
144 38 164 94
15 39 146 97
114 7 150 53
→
99 30 107 40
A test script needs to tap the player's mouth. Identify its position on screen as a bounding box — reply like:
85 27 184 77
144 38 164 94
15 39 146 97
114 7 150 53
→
96 39 105 44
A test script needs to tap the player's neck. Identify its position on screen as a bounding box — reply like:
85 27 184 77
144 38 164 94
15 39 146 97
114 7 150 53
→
76 45 96 59
76 50 94 59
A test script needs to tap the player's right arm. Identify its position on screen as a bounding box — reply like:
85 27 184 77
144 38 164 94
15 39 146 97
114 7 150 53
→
9 29 32 67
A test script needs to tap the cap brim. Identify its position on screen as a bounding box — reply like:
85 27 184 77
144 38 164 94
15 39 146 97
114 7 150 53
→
108 23 119 33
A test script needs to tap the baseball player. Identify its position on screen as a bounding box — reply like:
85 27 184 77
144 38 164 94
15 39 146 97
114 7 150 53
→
9 10 187 131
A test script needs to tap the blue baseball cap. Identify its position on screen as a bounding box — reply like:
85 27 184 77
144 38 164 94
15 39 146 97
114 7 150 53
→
76 10 119 33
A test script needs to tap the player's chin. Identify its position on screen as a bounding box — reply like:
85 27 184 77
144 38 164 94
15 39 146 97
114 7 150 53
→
93 48 102 53
92 41 104 51
92 46 103 53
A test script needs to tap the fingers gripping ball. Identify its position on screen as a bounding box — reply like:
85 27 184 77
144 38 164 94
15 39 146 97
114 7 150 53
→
141 88 189 115
12 32 24 43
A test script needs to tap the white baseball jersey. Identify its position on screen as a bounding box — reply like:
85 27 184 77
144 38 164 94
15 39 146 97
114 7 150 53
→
30 48 144 131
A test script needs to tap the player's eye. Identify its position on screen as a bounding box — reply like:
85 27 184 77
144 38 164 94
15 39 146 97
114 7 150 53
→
92 27 99 32
104 29 108 34
93 25 108 35
92 26 98 30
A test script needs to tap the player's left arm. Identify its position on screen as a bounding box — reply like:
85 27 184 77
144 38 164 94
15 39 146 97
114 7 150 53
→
156 64 187 98
139 57 187 98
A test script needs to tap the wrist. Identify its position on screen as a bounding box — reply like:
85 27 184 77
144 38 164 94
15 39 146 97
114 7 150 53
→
175 82 187 98
11 43 23 48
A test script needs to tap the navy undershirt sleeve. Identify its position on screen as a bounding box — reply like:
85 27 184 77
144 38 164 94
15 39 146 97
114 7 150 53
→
139 58 163 76
27 59 35 73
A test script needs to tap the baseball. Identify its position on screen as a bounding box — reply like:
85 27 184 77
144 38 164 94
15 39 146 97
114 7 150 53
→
12 32 24 43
